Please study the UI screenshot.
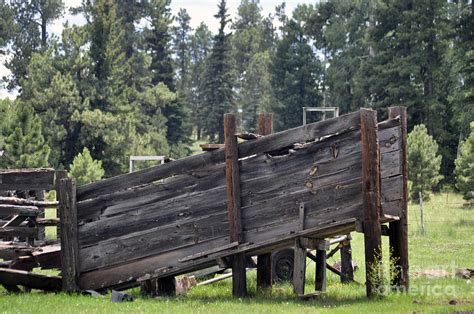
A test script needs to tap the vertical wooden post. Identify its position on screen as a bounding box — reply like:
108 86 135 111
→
55 170 67 240
360 108 383 298
340 237 354 283
256 113 273 290
293 238 306 295
315 249 327 291
58 178 80 292
388 106 409 291
224 113 246 298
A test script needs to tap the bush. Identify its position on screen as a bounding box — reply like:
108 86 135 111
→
69 147 105 186
407 124 443 201
454 122 474 200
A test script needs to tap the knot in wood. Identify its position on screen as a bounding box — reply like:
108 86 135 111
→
309 165 318 177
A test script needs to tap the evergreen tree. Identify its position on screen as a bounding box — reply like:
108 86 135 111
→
69 147 105 186
5 0 63 88
189 22 213 139
270 4 322 130
173 8 192 93
454 122 474 200
201 0 235 143
1 102 50 168
0 1 13 55
407 124 443 201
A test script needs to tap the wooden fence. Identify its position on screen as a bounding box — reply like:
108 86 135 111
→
56 107 408 298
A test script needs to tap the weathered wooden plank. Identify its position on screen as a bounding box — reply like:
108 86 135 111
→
381 175 403 203
378 125 402 154
78 219 357 290
381 150 402 178
58 178 80 292
0 168 55 191
76 112 360 201
224 114 246 298
381 199 402 217
387 106 409 291
77 163 226 221
315 249 327 291
256 112 273 291
0 204 39 216
360 108 383 298
79 213 229 272
0 268 62 292
0 197 58 207
293 238 306 295
0 227 37 238
35 218 59 226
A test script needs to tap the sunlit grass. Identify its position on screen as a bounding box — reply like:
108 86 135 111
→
1 193 473 313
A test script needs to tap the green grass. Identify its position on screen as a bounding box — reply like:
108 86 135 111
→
1 193 473 313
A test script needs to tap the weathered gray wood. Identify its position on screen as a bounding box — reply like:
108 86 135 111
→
55 170 68 240
179 242 239 263
256 112 274 291
381 150 402 178
0 197 58 207
35 218 59 226
340 237 354 283
387 106 409 291
381 175 403 203
0 268 62 292
0 204 39 216
76 112 360 200
293 238 306 295
315 249 326 291
232 253 247 298
0 226 37 238
360 108 383 298
0 168 55 191
224 113 243 244
58 178 80 292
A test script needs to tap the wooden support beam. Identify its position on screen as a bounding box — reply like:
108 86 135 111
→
256 112 273 290
293 238 306 296
224 113 246 298
315 249 327 292
0 168 55 191
340 237 354 283
0 205 39 216
0 268 62 292
388 106 409 291
0 197 58 207
55 170 68 240
360 108 383 298
58 178 80 292
0 227 37 238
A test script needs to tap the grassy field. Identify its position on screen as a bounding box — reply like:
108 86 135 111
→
0 193 473 313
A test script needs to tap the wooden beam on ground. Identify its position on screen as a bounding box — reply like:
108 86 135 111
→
224 113 246 298
58 178 80 292
388 106 409 291
0 268 62 292
360 108 383 298
256 112 273 291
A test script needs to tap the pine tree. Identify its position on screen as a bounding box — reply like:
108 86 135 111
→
455 122 474 200
201 0 235 143
173 8 192 93
69 147 105 186
407 124 443 201
189 22 213 139
1 102 50 168
270 4 322 130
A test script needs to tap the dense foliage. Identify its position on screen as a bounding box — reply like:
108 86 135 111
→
69 147 105 186
0 0 472 183
455 122 474 199
408 125 443 201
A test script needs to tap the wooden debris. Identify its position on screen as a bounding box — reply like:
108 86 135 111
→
0 268 61 292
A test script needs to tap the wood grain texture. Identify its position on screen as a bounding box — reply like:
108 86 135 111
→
387 106 409 291
360 108 383 298
0 168 55 191
76 112 360 201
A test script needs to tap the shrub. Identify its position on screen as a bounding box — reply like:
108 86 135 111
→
69 147 105 186
407 124 443 201
454 122 474 199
